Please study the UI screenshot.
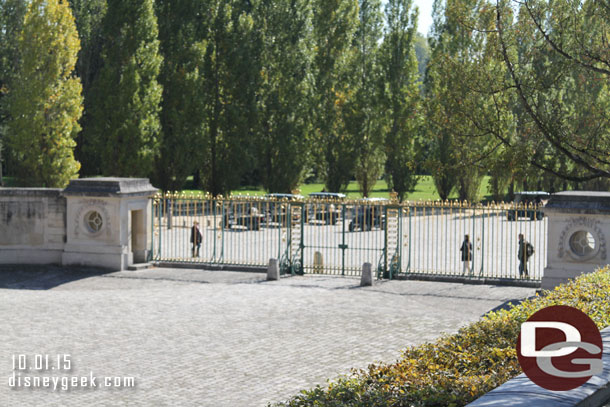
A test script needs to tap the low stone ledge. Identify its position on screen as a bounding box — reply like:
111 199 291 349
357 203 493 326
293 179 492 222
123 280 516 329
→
467 327 610 407
544 191 610 215
0 188 63 197
63 177 158 197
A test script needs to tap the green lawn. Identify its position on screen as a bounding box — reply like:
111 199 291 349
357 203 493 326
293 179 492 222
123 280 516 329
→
225 175 493 201
0 176 16 187
2 174 492 201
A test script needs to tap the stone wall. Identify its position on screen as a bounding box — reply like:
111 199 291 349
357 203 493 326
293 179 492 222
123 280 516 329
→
0 178 157 270
0 189 66 264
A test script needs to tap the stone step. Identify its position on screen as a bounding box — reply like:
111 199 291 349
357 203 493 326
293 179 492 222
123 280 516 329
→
127 263 153 271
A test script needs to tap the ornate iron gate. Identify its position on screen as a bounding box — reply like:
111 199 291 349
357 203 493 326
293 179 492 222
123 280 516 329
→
151 195 547 281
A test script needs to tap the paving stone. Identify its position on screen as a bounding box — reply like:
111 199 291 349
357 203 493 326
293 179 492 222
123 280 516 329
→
0 266 535 406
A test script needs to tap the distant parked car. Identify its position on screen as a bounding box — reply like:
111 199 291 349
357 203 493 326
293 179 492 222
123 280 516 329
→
264 193 304 226
265 193 304 200
307 192 346 225
348 198 387 231
506 191 549 221
223 200 264 230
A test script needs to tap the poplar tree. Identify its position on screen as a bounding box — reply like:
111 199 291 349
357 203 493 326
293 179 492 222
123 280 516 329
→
87 0 162 177
380 0 420 201
0 0 27 184
255 0 313 193
345 0 385 198
6 0 82 187
69 0 106 175
425 0 503 201
424 0 458 200
154 0 208 191
199 0 259 196
312 0 359 192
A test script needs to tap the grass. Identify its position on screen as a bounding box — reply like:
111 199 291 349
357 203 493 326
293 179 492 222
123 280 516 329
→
0 176 16 187
2 173 493 202
185 175 494 202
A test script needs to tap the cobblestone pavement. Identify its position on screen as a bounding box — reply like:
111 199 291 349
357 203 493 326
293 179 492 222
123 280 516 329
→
0 266 536 407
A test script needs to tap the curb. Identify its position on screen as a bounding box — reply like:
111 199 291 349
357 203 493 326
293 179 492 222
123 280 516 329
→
393 273 541 288
154 261 266 273
467 327 610 407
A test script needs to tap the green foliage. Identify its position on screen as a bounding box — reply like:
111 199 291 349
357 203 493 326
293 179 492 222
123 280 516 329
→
0 0 25 90
488 159 512 201
413 33 430 84
87 0 162 177
456 167 484 202
0 0 27 182
497 0 610 182
224 175 494 201
272 267 610 407
424 0 458 201
254 0 313 193
198 0 259 196
425 0 511 202
429 147 457 201
154 0 208 191
312 0 359 193
344 0 385 198
379 0 420 201
69 0 106 175
6 0 82 187
6 0 607 193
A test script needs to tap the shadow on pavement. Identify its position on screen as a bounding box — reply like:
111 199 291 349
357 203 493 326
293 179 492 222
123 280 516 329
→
0 265 113 290
481 295 539 317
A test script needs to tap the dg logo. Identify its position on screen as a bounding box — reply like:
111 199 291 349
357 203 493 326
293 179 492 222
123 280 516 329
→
516 305 604 391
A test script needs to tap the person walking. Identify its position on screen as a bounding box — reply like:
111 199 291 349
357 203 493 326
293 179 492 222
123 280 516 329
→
191 221 202 257
518 233 534 278
460 234 473 275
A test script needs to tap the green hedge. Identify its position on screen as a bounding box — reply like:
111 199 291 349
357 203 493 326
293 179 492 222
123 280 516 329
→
273 268 610 407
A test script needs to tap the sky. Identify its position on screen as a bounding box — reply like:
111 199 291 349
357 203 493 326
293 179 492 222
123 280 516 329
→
381 0 434 36
413 0 434 36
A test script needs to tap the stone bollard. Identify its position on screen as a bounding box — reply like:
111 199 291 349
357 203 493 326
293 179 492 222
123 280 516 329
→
360 262 373 286
313 251 323 274
267 258 280 281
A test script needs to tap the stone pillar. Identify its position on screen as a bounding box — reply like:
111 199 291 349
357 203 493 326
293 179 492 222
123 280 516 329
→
61 178 158 270
541 191 610 290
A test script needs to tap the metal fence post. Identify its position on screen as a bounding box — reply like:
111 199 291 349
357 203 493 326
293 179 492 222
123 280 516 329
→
300 203 305 275
158 197 163 259
479 206 485 277
212 200 218 262
395 206 403 279
383 205 388 278
278 210 282 261
406 206 412 273
341 204 346 276
470 205 476 278
219 199 225 263
150 198 155 262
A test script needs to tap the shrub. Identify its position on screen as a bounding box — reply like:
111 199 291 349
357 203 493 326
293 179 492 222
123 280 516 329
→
272 268 610 407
